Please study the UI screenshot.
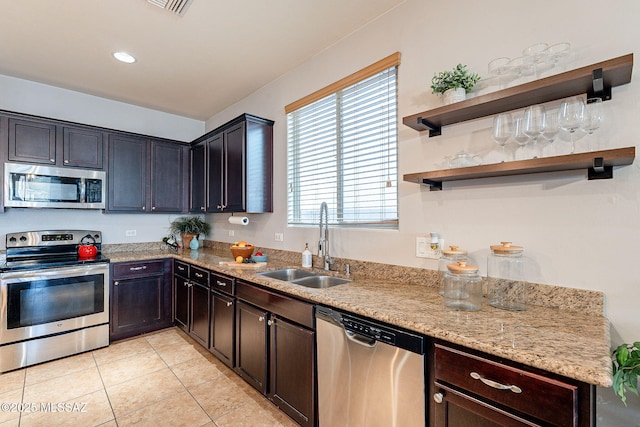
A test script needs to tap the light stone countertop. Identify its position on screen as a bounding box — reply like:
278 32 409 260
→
105 247 612 388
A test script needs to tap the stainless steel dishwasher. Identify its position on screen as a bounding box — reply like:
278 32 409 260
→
315 305 426 427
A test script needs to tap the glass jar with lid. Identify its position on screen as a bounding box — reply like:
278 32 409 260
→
438 246 468 295
443 261 482 311
487 242 527 311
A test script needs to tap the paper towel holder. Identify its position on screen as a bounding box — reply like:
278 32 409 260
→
228 215 249 225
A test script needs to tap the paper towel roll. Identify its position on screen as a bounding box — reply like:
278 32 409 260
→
228 216 249 225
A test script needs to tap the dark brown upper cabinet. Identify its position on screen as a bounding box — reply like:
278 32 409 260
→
191 113 274 214
5 114 105 169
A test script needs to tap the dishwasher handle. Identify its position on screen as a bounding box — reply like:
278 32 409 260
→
345 330 377 347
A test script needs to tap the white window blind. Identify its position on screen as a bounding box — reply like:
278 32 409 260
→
286 57 398 228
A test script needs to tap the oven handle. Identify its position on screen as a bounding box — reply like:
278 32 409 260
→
0 263 110 281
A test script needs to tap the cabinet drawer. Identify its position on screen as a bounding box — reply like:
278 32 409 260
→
236 281 313 329
189 265 209 286
211 273 235 295
112 260 165 279
174 261 189 277
434 344 578 427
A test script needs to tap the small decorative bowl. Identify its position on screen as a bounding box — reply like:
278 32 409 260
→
230 245 254 259
251 254 268 262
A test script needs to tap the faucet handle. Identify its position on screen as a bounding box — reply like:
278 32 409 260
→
345 264 351 276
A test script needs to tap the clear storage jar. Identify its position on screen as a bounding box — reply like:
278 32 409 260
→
443 261 482 311
438 246 468 295
487 242 527 311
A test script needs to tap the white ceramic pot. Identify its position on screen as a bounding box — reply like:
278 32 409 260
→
442 87 466 105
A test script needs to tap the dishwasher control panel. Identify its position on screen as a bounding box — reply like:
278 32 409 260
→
342 315 396 345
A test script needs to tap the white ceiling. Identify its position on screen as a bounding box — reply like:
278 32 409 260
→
0 0 404 120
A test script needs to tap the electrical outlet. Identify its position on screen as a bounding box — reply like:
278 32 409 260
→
274 233 284 242
416 236 440 259
125 230 137 237
228 230 235 237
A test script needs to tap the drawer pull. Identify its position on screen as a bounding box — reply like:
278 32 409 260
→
226 301 233 307
178 266 186 271
258 316 265 322
129 265 147 271
216 280 227 287
433 393 443 404
195 272 203 278
470 372 522 394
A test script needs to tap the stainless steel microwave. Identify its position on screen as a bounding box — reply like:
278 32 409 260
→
4 162 106 209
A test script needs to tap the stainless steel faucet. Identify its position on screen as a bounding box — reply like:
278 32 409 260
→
318 202 333 271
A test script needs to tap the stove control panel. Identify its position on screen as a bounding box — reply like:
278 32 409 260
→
5 230 102 248
341 315 396 345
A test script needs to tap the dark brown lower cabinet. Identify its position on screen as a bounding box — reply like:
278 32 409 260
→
235 281 316 427
270 316 315 427
173 260 210 347
235 300 268 393
110 259 172 341
430 341 595 427
174 274 190 331
210 290 235 368
189 281 210 348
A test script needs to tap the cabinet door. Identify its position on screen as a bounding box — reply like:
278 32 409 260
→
210 291 235 368
223 122 245 212
108 134 147 211
190 141 207 213
190 282 210 347
8 117 56 165
110 274 171 341
174 276 190 331
62 126 104 169
269 315 315 427
206 133 224 212
235 301 268 393
150 140 187 213
432 386 539 427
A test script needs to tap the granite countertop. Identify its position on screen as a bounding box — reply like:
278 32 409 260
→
105 248 612 388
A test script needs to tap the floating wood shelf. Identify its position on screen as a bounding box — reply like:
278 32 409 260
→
403 53 634 136
403 147 636 190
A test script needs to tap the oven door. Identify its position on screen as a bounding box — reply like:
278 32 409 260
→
0 263 109 345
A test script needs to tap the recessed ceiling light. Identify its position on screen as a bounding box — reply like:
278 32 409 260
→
113 51 136 64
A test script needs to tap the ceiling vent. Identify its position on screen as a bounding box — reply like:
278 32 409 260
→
147 0 193 17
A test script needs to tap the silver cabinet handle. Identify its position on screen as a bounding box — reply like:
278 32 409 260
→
142 206 146 211
226 301 233 307
195 272 203 278
151 206 156 211
201 206 205 211
114 281 119 286
216 280 226 287
470 372 522 394
50 158 55 163
267 319 274 326
64 159 69 164
177 266 186 272
258 316 264 322
433 393 443 404
130 265 147 271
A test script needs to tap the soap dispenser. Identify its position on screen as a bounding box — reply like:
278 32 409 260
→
302 243 312 268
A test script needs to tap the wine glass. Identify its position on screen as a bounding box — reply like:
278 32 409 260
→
513 117 531 160
492 113 513 162
541 109 560 156
488 57 512 89
581 98 603 151
559 97 585 153
545 42 571 72
523 43 549 78
522 104 546 158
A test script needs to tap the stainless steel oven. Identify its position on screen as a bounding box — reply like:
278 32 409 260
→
0 230 109 372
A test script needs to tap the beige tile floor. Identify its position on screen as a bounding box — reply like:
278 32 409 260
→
0 327 298 427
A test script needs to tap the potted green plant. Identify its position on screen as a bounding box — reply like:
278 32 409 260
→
430 63 481 104
170 216 211 249
612 341 640 406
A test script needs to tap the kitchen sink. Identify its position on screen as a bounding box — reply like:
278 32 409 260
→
290 275 351 289
259 268 317 281
258 268 351 288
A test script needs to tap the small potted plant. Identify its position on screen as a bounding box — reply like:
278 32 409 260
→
170 216 211 249
430 63 481 105
612 341 640 406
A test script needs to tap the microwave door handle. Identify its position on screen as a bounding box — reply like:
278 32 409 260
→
79 178 86 203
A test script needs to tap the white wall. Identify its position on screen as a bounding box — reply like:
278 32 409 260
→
0 74 205 248
204 0 640 421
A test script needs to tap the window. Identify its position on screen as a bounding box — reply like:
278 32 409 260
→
286 53 399 228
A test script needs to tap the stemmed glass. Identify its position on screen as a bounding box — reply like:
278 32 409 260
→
541 110 560 156
559 97 586 153
488 57 512 89
492 113 513 162
522 104 546 158
581 98 603 151
523 43 549 78
513 117 531 160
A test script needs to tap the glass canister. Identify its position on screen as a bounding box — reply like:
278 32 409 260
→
487 242 527 311
443 261 482 311
438 246 468 295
